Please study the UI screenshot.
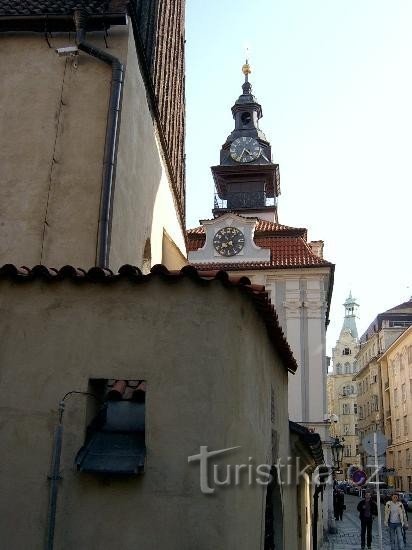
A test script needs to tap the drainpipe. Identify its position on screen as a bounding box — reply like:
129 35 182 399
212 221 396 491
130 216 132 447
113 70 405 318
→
45 391 99 550
74 9 125 268
45 401 65 550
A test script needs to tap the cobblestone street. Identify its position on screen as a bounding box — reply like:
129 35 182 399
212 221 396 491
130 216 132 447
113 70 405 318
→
321 495 412 549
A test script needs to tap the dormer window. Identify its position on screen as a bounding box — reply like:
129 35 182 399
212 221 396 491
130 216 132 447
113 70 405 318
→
342 347 351 356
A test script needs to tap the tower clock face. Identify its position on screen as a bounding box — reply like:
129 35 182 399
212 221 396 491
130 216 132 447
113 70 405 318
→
213 227 245 256
230 137 261 163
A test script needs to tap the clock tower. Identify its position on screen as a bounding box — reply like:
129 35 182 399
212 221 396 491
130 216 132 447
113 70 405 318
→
212 61 280 222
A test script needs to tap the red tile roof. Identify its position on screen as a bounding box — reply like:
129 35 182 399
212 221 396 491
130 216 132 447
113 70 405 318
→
0 263 298 373
187 221 332 270
187 218 307 237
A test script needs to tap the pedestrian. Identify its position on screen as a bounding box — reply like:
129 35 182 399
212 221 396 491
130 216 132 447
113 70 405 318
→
384 493 408 550
400 494 409 544
357 491 378 549
336 489 345 520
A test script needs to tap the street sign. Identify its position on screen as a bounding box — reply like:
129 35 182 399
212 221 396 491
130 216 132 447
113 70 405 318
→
362 431 388 456
352 469 367 486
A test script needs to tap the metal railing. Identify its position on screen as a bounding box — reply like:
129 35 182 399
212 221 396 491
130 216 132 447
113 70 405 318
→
213 191 276 211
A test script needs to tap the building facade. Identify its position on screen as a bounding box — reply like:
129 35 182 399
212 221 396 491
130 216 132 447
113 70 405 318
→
327 293 360 478
187 64 334 432
0 0 187 271
379 325 412 491
353 299 412 477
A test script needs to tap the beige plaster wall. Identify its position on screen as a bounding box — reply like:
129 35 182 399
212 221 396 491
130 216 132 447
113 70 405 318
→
0 25 186 271
0 277 290 549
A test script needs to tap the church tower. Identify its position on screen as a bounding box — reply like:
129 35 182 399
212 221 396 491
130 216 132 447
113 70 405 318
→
327 292 361 478
212 61 280 222
188 62 334 430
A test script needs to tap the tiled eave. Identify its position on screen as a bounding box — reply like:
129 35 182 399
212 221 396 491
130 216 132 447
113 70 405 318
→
289 421 324 466
0 263 298 374
0 1 128 31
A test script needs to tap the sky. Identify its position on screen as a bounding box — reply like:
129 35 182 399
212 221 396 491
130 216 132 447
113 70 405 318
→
184 0 412 354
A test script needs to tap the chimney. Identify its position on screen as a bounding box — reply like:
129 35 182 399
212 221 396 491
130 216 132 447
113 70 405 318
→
309 240 324 258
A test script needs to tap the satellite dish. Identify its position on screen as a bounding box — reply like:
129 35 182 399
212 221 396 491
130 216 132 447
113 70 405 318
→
362 431 387 457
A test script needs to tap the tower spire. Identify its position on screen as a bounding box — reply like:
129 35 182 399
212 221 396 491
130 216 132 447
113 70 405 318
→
341 291 359 339
242 59 252 93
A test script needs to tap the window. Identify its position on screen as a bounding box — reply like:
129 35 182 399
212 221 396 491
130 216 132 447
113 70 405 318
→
345 363 351 374
75 379 146 475
343 424 350 435
354 404 358 414
344 445 352 457
336 363 342 375
402 383 407 402
343 403 350 415
398 450 403 469
389 320 412 328
357 382 362 395
396 418 401 438
355 424 358 435
343 347 351 356
400 354 405 371
404 416 408 436
356 444 360 455
359 406 364 420
407 448 411 467
394 388 399 406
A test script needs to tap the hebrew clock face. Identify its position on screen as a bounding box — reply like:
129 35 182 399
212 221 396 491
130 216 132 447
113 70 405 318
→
230 137 261 163
213 227 245 256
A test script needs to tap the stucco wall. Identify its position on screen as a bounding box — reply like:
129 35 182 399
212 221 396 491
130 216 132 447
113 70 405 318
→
0 25 186 270
0 277 290 550
110 30 186 271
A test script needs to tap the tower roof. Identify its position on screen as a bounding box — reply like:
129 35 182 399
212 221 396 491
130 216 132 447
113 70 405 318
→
341 291 359 339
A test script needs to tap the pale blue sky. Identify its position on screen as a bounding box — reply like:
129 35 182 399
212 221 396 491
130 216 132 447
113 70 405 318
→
185 0 412 353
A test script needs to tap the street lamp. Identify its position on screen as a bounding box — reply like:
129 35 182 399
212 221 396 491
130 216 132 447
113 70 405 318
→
331 437 345 470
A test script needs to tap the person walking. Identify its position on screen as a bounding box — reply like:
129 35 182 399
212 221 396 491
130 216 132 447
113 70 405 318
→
384 493 408 550
335 489 345 521
357 491 378 549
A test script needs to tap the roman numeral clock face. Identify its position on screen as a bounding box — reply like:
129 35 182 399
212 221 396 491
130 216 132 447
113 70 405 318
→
230 137 261 163
213 227 245 257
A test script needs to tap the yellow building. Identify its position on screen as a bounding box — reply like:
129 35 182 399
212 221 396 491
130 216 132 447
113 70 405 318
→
379 325 412 491
354 299 412 479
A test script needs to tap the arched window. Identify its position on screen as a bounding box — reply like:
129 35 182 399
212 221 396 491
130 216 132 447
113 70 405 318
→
336 363 342 375
345 362 351 374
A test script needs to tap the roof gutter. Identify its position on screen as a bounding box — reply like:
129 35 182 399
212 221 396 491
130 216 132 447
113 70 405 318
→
74 9 125 268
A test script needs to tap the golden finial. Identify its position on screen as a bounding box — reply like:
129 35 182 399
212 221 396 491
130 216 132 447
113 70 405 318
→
242 59 251 76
